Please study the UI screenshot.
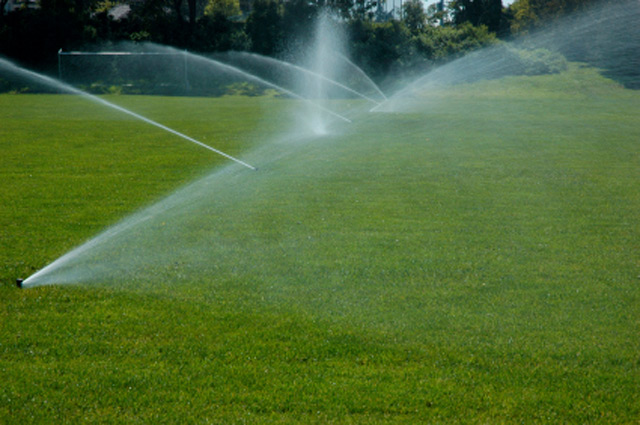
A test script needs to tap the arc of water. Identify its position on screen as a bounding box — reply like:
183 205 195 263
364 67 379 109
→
91 99 258 170
233 52 382 106
336 53 387 101
21 214 153 287
182 51 352 124
0 57 257 170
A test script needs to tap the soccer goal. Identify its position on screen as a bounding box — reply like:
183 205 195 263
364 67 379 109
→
57 49 191 95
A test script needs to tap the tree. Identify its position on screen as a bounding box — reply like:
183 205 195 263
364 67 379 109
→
403 0 426 33
281 0 319 45
187 0 197 29
245 0 282 55
483 0 502 33
505 0 621 34
204 0 240 18
327 0 355 20
353 0 376 20
506 0 538 33
426 1 450 26
451 0 503 33
171 0 185 23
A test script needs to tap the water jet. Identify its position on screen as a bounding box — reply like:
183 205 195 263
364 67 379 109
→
0 56 257 170
161 46 353 125
219 51 382 106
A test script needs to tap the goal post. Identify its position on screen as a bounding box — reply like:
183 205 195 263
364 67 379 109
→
57 49 191 94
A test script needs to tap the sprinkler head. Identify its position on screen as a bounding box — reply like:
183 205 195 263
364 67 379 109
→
16 278 23 289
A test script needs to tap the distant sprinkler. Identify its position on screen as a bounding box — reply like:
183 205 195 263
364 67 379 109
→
16 278 23 289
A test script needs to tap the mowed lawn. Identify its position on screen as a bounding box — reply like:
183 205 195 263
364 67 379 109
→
1 66 639 423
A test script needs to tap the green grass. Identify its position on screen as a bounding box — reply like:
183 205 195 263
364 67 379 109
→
1 66 639 423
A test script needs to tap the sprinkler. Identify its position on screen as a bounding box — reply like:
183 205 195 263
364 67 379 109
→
16 278 23 289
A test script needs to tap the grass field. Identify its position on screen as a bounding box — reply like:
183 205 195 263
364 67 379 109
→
1 65 639 423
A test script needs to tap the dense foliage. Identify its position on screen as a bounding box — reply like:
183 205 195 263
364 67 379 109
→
0 0 636 88
0 1 504 78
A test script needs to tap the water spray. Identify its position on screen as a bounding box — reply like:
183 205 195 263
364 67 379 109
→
232 52 382 106
176 50 352 124
0 57 257 171
336 53 387 102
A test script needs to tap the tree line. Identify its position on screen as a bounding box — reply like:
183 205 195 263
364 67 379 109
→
0 0 633 87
